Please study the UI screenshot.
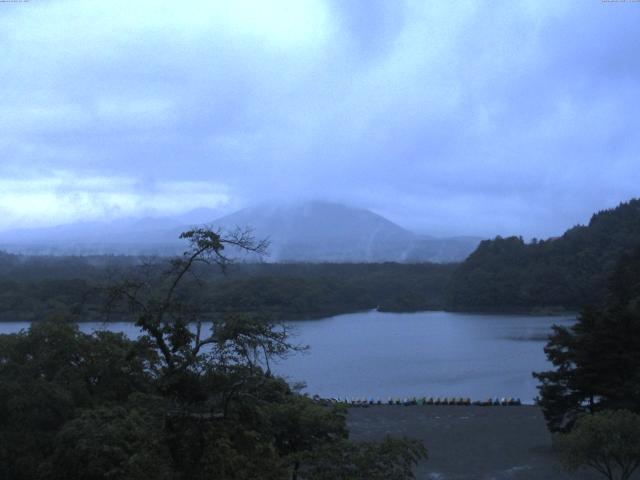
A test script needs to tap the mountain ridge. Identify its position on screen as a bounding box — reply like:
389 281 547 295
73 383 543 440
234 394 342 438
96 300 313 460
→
178 200 480 263
0 201 481 262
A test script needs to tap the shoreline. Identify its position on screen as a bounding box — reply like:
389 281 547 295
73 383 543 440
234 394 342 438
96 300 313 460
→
0 307 579 323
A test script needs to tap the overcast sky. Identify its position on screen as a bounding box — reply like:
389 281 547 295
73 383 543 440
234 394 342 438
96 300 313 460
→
1 0 639 237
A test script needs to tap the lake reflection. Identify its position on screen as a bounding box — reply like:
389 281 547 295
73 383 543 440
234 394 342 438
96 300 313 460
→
0 310 575 403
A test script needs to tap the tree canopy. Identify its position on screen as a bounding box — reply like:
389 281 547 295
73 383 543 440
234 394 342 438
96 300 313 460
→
533 246 640 432
0 254 454 322
0 228 427 480
449 199 640 311
555 410 640 480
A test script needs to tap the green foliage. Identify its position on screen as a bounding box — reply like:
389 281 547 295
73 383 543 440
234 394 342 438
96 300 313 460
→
449 199 640 311
212 313 306 376
0 320 158 480
0 317 425 480
41 406 174 480
534 246 640 432
0 257 455 322
0 229 427 479
555 410 640 480
266 396 348 458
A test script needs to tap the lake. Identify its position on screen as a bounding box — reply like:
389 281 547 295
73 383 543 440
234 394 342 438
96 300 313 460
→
0 310 575 404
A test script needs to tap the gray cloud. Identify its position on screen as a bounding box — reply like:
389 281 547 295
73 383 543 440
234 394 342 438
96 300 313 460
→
0 0 638 237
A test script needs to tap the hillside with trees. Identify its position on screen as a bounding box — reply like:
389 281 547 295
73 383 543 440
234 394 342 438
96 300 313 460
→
448 199 640 311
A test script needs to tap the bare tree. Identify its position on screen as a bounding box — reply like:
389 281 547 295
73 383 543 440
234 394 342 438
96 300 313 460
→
107 226 269 374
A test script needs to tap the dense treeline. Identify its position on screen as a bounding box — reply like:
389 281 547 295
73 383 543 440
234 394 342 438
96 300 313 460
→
449 199 640 311
202 263 454 318
0 253 454 321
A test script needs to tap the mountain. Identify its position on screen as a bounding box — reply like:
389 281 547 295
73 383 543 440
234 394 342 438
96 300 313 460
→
448 198 640 311
0 201 480 262
206 201 480 262
0 204 233 255
174 207 227 225
0 216 183 255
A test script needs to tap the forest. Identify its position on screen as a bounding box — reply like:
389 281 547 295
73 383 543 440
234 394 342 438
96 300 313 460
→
1 199 640 322
0 256 454 322
0 229 427 479
448 199 640 311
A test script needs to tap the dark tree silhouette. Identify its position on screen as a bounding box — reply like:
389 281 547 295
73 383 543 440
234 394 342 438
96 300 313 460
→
533 246 640 432
556 410 640 480
106 226 269 373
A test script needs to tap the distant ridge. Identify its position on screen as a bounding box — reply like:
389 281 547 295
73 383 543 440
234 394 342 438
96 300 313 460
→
0 201 480 263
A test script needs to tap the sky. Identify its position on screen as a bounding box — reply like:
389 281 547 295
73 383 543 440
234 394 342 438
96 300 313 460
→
0 0 639 238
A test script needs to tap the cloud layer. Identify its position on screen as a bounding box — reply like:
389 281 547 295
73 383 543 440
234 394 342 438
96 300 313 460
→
1 0 639 236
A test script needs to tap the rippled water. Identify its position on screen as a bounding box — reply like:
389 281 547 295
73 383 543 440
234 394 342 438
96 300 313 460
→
0 310 575 403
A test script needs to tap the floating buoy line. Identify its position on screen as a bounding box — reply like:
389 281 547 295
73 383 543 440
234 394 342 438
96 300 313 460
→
308 395 523 407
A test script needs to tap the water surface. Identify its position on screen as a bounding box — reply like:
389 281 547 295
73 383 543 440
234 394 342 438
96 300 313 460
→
0 310 575 403
278 311 574 403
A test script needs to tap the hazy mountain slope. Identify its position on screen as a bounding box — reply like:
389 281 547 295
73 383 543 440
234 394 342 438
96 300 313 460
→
0 201 480 262
448 198 640 310
0 217 184 255
208 201 480 262
0 206 230 255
